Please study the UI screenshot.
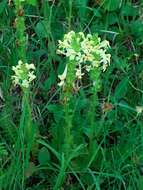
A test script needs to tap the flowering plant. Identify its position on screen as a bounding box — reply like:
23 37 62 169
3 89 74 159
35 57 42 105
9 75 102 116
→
57 31 111 87
12 60 36 88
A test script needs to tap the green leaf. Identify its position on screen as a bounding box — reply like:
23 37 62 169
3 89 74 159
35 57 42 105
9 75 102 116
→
35 20 49 38
138 177 143 190
113 56 128 70
93 9 101 17
43 69 56 91
47 104 63 123
38 140 61 161
38 147 50 165
0 1 6 15
130 20 143 37
114 77 129 100
106 13 118 25
121 3 139 16
75 0 88 23
101 0 120 11
26 0 37 6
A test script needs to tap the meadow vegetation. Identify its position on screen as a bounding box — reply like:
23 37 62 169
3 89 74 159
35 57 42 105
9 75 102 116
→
0 0 143 189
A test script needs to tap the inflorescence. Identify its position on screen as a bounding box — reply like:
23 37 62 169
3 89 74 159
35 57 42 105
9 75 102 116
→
57 31 111 87
12 60 36 88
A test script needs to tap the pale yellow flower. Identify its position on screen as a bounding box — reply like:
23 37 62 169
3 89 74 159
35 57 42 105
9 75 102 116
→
12 60 36 88
58 65 68 86
75 67 84 79
136 106 143 114
57 31 111 86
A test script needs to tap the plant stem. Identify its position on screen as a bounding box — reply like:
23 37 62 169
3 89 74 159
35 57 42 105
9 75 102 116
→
68 0 73 30
88 68 101 154
62 60 76 157
14 0 26 61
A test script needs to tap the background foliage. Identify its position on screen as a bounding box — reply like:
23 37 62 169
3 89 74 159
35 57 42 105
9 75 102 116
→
0 0 143 189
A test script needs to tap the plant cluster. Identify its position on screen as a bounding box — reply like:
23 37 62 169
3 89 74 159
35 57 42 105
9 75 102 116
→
12 60 36 88
0 0 143 190
57 31 111 87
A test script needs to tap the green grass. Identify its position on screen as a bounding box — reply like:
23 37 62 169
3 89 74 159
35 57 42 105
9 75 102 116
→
0 0 143 189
